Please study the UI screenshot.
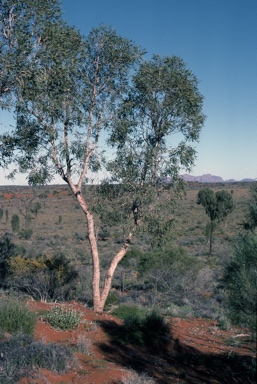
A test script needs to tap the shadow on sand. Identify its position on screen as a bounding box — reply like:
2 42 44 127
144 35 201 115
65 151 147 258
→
96 319 256 384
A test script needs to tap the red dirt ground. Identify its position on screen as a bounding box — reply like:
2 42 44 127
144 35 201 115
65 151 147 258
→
18 300 256 384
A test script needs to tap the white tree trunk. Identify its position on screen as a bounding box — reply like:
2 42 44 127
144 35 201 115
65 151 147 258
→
70 184 134 313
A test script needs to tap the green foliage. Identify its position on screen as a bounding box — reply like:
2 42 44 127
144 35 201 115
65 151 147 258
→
0 208 3 220
111 304 147 320
137 247 203 306
46 306 81 330
0 234 25 288
137 247 197 275
197 188 234 254
0 0 205 313
119 248 144 267
8 253 78 301
109 55 205 185
57 214 62 225
0 298 36 336
244 183 257 230
11 214 20 232
104 290 120 309
116 309 171 350
0 334 75 383
222 234 257 333
197 188 234 221
19 228 33 239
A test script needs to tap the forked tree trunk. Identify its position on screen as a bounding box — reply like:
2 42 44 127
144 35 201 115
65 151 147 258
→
72 187 134 313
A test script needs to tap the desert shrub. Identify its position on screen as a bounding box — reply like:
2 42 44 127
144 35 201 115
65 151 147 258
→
11 214 20 232
76 334 92 355
121 370 156 384
0 334 75 383
119 248 144 267
137 247 203 306
46 306 81 330
116 309 171 350
19 228 33 239
0 298 36 336
104 290 121 309
141 310 171 349
222 234 257 333
111 304 146 320
0 235 25 288
8 253 78 301
73 231 86 241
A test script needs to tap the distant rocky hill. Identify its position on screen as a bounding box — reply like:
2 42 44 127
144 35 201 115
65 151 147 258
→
181 174 255 183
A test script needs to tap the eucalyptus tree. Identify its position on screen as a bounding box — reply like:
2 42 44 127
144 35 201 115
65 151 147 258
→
0 0 62 166
197 188 234 255
8 24 143 312
3 13 205 312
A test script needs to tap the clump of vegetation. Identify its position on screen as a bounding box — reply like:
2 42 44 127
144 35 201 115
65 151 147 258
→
104 290 121 309
8 253 78 301
19 228 33 239
0 334 75 383
0 297 36 336
197 188 234 254
222 234 257 334
121 370 156 384
111 304 146 320
46 306 82 330
76 334 92 355
11 213 20 233
113 307 171 351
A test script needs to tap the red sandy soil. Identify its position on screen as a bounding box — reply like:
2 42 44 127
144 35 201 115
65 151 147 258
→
17 300 256 384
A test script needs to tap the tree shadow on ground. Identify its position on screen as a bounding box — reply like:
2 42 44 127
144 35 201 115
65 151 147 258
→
97 319 256 384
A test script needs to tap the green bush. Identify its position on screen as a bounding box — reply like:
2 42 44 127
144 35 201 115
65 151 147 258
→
114 308 171 351
222 234 257 333
8 253 78 301
141 310 171 349
136 247 203 306
19 228 33 239
104 290 121 309
0 235 25 288
46 306 81 330
0 298 36 336
0 334 75 383
11 214 20 232
111 304 146 320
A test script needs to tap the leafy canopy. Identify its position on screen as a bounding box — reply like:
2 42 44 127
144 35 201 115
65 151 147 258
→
197 188 234 222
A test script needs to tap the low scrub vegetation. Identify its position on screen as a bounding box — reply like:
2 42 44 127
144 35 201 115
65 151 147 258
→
112 308 171 351
0 334 75 383
46 306 82 330
0 297 76 383
0 297 36 336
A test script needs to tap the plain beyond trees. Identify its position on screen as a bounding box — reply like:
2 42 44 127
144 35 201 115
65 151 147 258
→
0 0 205 312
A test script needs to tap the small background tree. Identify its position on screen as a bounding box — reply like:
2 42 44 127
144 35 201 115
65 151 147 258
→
244 182 257 231
11 214 20 233
197 188 234 255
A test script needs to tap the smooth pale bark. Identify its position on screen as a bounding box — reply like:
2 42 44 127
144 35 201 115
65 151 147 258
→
67 180 135 313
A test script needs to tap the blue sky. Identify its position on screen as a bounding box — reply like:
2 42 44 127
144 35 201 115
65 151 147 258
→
61 0 257 181
1 0 256 184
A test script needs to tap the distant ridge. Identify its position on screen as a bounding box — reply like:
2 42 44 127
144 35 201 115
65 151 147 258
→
181 174 255 183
